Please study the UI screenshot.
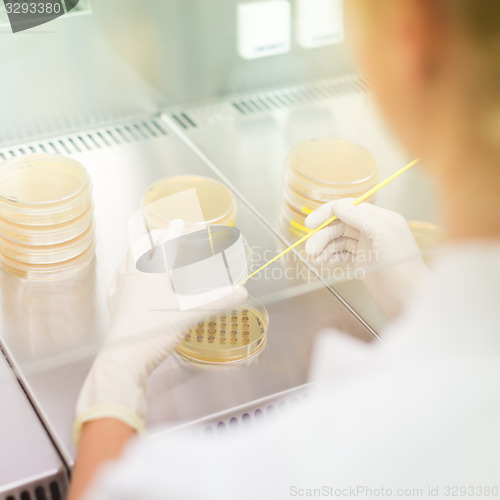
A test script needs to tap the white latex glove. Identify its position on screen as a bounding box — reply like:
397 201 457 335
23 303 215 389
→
73 220 248 444
305 198 431 318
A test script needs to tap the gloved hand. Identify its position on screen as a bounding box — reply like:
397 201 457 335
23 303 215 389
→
305 198 431 318
73 220 248 445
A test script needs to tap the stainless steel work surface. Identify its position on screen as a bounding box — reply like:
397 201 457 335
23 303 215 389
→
168 77 440 332
0 350 67 499
0 117 374 468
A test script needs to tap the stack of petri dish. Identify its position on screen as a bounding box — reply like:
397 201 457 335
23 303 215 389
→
281 138 379 236
142 175 236 230
0 154 95 280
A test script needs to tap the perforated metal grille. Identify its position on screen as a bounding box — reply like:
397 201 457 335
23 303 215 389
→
195 392 310 437
162 386 311 439
1 477 65 500
232 77 367 115
182 75 368 125
170 112 198 130
0 118 168 161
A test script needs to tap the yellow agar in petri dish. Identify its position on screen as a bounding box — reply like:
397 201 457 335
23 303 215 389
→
287 138 379 200
0 242 96 281
176 304 268 364
0 202 94 246
283 181 321 215
143 175 236 229
0 155 91 225
0 223 95 265
0 154 95 280
280 200 309 232
282 139 379 238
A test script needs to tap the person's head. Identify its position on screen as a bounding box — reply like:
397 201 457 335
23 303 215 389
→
345 0 500 170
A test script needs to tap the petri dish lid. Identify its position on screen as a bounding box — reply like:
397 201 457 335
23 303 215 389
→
142 175 236 228
0 201 94 246
0 241 96 281
0 222 95 265
287 139 379 200
0 154 92 223
176 300 269 364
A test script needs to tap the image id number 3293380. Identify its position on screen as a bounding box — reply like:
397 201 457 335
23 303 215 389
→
5 1 62 14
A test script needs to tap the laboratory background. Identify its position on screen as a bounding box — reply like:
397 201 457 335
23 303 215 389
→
0 1 441 499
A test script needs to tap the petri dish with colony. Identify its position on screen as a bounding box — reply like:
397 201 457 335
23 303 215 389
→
176 300 269 364
0 154 92 225
142 175 236 230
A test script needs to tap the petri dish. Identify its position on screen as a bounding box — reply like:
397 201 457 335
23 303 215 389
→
281 186 376 237
142 175 236 229
281 139 378 239
0 201 94 246
0 154 92 225
283 181 322 216
0 223 95 265
176 301 268 364
283 175 373 215
0 241 96 281
286 138 379 201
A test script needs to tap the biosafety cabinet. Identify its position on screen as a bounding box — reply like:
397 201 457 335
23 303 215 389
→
0 1 437 498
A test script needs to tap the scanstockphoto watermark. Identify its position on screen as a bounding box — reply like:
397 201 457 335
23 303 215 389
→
290 486 423 498
249 245 374 284
289 485 499 498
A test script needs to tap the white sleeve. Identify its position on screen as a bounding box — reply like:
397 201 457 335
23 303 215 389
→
83 412 308 500
83 327 500 499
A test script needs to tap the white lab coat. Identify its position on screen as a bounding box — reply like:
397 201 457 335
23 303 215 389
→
85 243 500 500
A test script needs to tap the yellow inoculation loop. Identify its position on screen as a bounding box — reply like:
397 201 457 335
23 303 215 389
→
241 158 419 285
